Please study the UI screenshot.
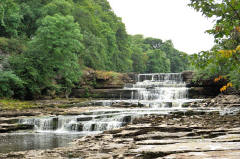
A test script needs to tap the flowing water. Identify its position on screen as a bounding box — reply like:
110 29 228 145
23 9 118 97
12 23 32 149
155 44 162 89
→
125 73 190 107
1 73 205 153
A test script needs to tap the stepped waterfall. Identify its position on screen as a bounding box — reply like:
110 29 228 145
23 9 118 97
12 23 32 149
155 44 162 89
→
19 73 194 133
127 73 188 108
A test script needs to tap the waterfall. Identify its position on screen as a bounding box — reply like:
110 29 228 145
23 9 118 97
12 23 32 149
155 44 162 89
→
19 72 195 133
125 73 189 108
19 113 133 133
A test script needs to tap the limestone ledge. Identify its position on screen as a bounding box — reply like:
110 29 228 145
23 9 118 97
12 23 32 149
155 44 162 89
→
1 108 240 159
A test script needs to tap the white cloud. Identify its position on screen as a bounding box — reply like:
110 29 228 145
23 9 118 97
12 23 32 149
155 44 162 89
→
107 0 215 54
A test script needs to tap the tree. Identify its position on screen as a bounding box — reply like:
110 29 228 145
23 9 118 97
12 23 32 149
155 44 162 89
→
131 47 147 73
160 40 189 72
15 0 51 38
81 31 108 70
189 0 240 47
11 14 83 98
41 0 74 17
146 49 170 73
130 35 148 73
189 0 240 90
144 37 163 49
0 0 22 37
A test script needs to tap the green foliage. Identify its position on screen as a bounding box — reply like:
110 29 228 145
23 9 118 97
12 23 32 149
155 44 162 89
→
144 37 163 49
189 0 240 90
42 0 74 16
81 31 107 70
0 37 26 54
146 49 170 73
229 68 240 89
32 14 83 96
0 0 192 99
30 14 83 56
130 35 189 73
0 71 24 98
131 49 147 73
189 0 240 46
15 0 51 38
129 35 148 73
0 0 22 37
159 40 190 72
10 14 83 98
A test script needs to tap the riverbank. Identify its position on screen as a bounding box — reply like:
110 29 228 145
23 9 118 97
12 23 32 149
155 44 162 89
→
0 94 240 159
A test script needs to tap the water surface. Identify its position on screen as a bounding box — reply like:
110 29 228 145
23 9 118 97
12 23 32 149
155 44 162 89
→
0 132 85 153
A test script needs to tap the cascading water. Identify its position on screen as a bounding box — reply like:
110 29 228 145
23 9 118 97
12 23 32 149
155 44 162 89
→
19 112 133 133
19 73 194 134
126 73 189 108
3 72 209 153
1 72 220 153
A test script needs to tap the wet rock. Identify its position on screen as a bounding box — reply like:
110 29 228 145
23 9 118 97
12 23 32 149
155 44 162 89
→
77 117 93 122
0 124 34 133
0 112 40 118
111 102 143 108
182 71 193 84
127 73 138 83
112 102 131 108
170 110 206 116
70 89 135 99
122 116 131 123
0 118 19 124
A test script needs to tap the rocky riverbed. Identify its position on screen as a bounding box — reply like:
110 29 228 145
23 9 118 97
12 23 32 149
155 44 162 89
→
0 94 240 159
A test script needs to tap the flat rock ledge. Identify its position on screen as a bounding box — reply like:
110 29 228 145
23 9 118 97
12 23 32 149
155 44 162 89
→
1 110 240 159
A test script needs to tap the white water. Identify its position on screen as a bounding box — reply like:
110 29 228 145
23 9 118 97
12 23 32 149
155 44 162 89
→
19 73 199 133
125 73 189 108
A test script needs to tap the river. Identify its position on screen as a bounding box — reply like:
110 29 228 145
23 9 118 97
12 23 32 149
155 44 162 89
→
0 73 201 153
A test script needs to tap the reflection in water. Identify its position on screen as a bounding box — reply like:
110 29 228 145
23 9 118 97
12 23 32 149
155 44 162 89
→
0 132 84 153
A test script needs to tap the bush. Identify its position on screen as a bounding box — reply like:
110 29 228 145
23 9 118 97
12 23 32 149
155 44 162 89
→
0 71 24 98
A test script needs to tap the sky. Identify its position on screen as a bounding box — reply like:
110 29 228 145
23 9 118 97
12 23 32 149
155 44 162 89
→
107 0 215 54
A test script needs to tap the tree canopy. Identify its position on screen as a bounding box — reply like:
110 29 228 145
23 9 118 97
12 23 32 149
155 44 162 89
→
0 0 190 99
130 35 189 73
189 0 240 91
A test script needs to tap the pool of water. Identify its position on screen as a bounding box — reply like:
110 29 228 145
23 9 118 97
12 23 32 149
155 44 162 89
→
0 132 86 153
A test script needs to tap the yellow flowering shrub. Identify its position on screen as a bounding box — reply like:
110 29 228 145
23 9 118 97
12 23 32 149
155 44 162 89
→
236 26 240 33
214 76 233 92
220 82 233 92
218 45 240 58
